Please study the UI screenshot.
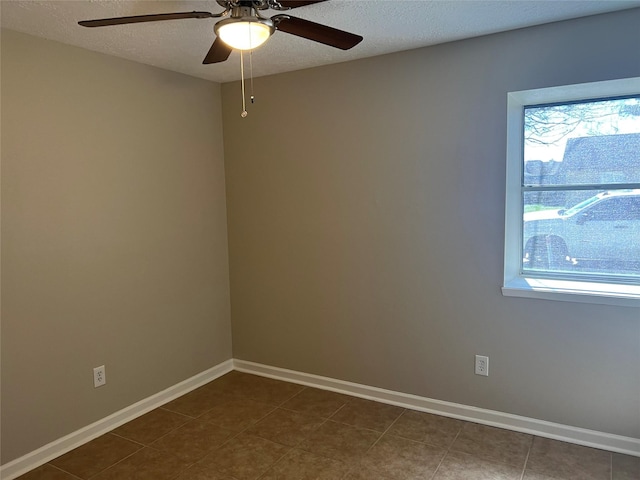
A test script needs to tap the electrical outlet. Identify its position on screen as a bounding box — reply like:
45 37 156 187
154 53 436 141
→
475 355 489 376
93 365 106 388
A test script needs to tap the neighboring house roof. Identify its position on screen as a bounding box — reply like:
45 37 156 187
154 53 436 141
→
561 132 640 173
525 132 640 207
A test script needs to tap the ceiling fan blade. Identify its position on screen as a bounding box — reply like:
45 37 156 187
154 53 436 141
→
276 0 329 8
273 15 362 50
78 11 214 27
203 37 233 64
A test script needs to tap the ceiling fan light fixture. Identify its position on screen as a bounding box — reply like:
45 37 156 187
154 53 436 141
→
215 17 274 50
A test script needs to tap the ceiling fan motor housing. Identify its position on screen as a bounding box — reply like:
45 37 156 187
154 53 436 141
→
217 1 280 11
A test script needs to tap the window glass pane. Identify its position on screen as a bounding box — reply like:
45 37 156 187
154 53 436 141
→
524 97 640 187
505 79 640 304
522 189 640 277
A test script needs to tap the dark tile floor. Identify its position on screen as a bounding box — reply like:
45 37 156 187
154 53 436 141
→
17 371 640 479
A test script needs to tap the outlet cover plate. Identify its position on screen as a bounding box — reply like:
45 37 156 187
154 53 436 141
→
93 365 106 388
475 355 489 376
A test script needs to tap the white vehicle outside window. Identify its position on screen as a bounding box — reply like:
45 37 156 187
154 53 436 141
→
503 78 640 306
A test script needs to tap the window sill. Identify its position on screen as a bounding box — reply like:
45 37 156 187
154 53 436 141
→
502 277 640 307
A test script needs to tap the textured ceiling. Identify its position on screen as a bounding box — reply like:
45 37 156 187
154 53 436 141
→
2 0 640 83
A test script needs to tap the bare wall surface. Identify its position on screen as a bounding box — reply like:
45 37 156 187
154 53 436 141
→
222 10 640 439
1 30 232 463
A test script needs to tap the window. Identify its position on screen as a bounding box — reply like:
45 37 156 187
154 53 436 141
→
503 78 640 307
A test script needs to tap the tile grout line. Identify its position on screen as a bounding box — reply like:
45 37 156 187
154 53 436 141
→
274 384 308 408
192 386 303 477
84 434 146 480
226 382 354 477
287 396 401 478
252 442 292 480
221 383 348 480
610 450 613 480
110 409 210 474
428 423 464 480
366 407 407 451
340 406 408 478
204 402 279 452
114 380 286 475
43 408 195 479
47 463 85 480
518 435 535 480
249 386 313 479
275 401 359 476
326 396 352 422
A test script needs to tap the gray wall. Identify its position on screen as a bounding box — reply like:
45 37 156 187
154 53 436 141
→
222 10 640 439
1 30 232 463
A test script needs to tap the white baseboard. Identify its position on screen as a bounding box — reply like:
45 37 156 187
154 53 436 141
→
0 359 234 480
233 359 640 458
4 357 637 480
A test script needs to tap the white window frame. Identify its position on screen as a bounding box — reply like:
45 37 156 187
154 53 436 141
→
502 77 640 307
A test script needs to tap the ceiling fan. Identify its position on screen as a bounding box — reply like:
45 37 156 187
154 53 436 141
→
78 0 363 65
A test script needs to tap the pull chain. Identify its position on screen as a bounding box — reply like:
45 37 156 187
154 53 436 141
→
240 50 247 118
250 48 255 104
239 34 256 117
